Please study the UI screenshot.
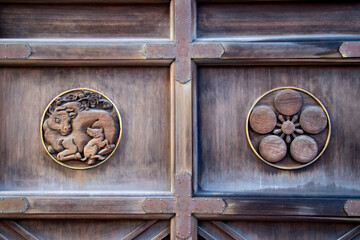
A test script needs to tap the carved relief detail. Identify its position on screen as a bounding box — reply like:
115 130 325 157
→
41 89 121 169
247 87 330 170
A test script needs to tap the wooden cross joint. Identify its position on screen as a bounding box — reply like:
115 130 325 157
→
143 43 224 84
143 172 226 239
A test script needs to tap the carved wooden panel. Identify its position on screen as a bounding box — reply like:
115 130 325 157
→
247 87 330 170
196 65 360 196
0 66 171 193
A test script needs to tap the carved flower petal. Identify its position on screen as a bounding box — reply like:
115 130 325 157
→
299 106 327 134
274 89 303 116
259 135 287 163
249 106 277 134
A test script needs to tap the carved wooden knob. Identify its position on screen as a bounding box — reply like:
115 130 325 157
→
300 106 327 134
259 135 287 163
249 106 277 134
290 135 318 163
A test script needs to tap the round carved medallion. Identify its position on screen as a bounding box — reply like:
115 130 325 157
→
40 89 122 169
246 87 331 170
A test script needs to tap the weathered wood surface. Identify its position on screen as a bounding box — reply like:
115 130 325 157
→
197 2 360 40
198 220 359 240
0 3 170 38
0 219 171 240
195 65 360 196
0 66 171 192
0 0 360 239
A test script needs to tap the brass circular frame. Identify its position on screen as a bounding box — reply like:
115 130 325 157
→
245 86 331 170
40 88 122 170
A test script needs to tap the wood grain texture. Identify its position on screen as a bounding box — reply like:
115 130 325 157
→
199 220 359 240
0 219 170 240
197 2 360 40
0 66 171 193
196 65 360 197
0 4 169 38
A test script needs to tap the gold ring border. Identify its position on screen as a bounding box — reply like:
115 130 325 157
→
40 88 123 170
245 86 331 170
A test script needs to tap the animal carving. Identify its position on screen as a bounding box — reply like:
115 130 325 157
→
81 127 115 165
43 99 119 165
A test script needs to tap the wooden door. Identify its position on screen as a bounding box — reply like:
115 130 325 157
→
1 0 360 239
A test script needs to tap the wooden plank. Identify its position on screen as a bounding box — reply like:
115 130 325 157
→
195 215 360 222
151 226 170 240
211 221 246 240
0 233 8 240
220 42 344 59
222 198 348 217
197 2 360 40
2 221 39 240
0 4 170 39
338 225 360 240
0 197 169 217
23 43 144 60
122 220 157 240
198 226 217 240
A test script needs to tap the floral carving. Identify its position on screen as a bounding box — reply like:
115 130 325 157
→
247 88 330 169
41 89 121 169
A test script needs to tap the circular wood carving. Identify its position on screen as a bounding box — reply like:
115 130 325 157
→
290 135 318 163
274 89 302 116
40 88 122 169
249 106 277 134
300 106 328 134
246 87 331 170
259 135 287 163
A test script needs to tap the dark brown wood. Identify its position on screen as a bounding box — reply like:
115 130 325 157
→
222 198 348 217
0 219 171 240
144 173 225 239
0 67 171 193
338 225 360 240
0 0 360 239
197 2 360 40
196 65 360 196
0 4 170 38
211 221 246 240
1 221 38 240
199 220 359 240
122 220 158 240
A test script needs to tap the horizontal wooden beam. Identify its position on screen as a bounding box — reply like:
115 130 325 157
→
220 42 344 59
222 198 348 217
0 197 173 219
195 215 360 222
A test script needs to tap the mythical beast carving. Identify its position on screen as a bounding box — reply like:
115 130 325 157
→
41 89 121 169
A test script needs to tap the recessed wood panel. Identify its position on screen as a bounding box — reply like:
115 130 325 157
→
0 220 170 240
197 2 360 40
0 3 170 38
198 220 359 240
196 66 360 197
0 66 171 193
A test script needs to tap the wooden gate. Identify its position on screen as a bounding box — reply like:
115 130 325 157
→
1 0 360 239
